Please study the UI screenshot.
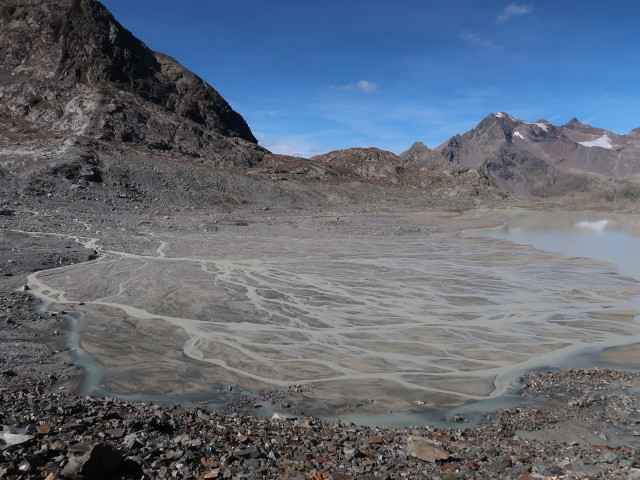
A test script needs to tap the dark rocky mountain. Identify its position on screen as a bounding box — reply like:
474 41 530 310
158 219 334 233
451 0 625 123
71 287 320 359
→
310 148 407 181
0 0 318 211
399 142 448 167
437 113 640 202
0 0 263 164
0 1 548 211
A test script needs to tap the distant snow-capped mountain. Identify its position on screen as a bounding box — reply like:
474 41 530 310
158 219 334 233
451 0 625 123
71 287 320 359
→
433 113 640 200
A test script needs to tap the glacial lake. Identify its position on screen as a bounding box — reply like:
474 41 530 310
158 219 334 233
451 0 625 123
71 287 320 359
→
477 209 640 282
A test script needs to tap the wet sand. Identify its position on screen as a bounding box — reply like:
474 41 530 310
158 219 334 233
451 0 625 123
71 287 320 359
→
20 209 640 419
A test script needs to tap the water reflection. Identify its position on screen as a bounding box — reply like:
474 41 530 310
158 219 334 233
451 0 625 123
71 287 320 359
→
476 210 640 280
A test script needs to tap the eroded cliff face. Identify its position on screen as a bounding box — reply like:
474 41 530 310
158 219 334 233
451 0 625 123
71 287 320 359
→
0 0 264 166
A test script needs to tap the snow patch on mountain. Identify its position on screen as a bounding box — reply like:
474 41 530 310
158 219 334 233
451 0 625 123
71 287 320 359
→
534 122 549 132
578 135 613 149
513 132 524 140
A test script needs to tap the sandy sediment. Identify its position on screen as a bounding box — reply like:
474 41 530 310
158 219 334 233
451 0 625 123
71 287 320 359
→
3 206 639 420
2 205 640 477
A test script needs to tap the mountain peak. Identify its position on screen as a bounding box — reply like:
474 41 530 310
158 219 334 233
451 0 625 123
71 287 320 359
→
435 112 640 200
565 117 583 127
399 142 448 166
0 0 259 156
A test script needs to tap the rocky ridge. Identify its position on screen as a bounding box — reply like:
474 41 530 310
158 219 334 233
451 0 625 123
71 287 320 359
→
0 0 263 165
436 112 640 204
1 2 639 211
0 0 518 214
399 142 449 167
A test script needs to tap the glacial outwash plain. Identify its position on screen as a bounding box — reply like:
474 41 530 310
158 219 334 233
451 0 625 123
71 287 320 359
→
2 1 640 478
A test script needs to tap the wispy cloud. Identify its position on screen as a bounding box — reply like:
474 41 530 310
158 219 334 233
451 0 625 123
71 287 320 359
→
331 80 380 94
261 138 325 158
497 3 533 22
460 30 503 50
356 80 379 94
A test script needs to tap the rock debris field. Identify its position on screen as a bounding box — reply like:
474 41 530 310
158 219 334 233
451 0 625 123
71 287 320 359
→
1 371 640 480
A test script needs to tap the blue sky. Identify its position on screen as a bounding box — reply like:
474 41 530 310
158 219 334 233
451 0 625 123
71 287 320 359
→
101 0 640 157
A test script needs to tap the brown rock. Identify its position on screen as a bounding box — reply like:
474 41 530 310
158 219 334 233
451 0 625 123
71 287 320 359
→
36 424 52 434
106 428 124 438
406 435 450 462
201 457 219 468
364 434 384 444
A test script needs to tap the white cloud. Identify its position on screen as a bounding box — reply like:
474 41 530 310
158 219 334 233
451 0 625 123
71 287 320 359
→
261 138 325 158
460 30 503 50
497 3 533 22
356 80 379 94
331 80 380 94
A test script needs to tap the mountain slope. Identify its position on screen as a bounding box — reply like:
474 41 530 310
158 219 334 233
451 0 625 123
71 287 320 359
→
0 0 263 165
437 113 640 202
399 142 449 167
0 2 557 211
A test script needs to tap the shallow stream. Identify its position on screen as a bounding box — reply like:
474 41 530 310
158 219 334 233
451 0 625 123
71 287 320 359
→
342 209 640 426
26 209 640 427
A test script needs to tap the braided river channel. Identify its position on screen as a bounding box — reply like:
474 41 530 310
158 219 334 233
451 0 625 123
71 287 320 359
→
26 209 640 426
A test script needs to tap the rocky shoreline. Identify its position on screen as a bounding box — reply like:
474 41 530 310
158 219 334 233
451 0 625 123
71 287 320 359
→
2 372 640 480
1 291 640 479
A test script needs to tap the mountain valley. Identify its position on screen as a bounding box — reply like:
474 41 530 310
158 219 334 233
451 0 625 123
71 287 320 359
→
2 1 640 478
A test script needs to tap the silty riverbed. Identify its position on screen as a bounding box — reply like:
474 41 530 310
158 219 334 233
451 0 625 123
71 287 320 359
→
22 209 640 425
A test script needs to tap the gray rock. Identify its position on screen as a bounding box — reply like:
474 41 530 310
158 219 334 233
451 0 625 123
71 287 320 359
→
0 432 34 446
122 433 142 451
406 435 449 462
235 445 260 459
597 450 618 464
61 443 124 480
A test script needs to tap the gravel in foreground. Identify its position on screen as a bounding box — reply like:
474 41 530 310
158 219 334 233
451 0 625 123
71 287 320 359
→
1 372 640 480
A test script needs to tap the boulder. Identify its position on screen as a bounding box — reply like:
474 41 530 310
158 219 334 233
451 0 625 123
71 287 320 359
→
406 435 449 462
61 443 124 480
